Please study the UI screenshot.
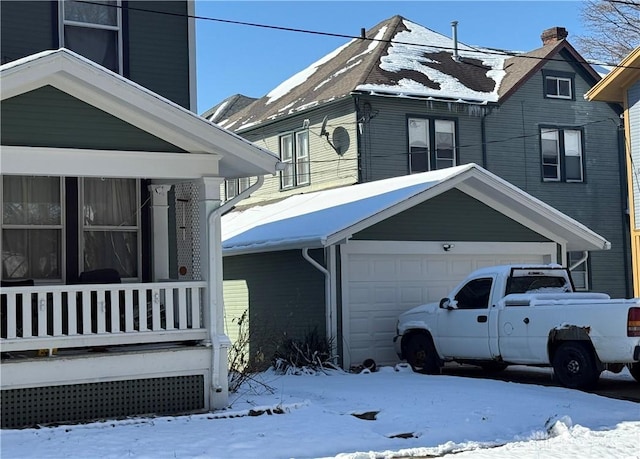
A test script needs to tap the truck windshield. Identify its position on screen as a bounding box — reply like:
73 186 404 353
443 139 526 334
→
505 276 569 295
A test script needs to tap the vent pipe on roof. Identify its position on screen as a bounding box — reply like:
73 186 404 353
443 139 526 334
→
360 28 366 39
451 21 460 62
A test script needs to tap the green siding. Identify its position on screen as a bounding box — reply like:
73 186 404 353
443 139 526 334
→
223 249 326 369
127 1 191 109
1 86 185 152
0 1 54 64
0 1 191 108
359 54 628 297
354 189 550 242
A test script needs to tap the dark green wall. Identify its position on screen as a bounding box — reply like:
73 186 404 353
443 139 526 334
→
1 86 185 152
354 189 550 242
1 1 54 64
223 249 327 368
127 1 191 109
0 1 191 109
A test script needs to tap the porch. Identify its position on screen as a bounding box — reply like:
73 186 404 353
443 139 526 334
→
0 281 217 429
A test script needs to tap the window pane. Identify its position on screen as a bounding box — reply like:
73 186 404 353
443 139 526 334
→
568 251 588 290
558 79 571 97
64 25 118 72
280 134 294 188
296 131 310 185
2 229 61 280
408 118 428 147
64 0 117 26
546 77 558 96
541 129 560 180
564 130 583 181
84 178 136 227
83 230 137 278
435 120 455 170
3 176 61 225
281 164 294 188
410 148 428 173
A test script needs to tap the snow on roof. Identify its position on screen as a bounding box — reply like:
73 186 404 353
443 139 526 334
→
355 19 506 103
217 16 509 131
222 164 475 253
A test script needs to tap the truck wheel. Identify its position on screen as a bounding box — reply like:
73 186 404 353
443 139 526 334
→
405 334 439 375
552 342 600 389
628 363 640 383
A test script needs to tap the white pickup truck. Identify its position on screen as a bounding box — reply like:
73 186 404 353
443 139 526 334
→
393 264 640 389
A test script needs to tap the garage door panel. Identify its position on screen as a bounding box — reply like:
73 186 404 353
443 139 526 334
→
344 248 547 367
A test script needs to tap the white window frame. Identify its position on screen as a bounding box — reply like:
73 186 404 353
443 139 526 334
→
408 117 457 173
541 127 583 183
279 130 310 190
545 75 572 99
1 176 66 284
59 0 123 74
79 178 141 281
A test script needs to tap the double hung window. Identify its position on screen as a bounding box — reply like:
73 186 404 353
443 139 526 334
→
408 118 456 173
280 130 310 189
541 127 584 182
60 0 122 73
81 178 140 279
1 176 63 281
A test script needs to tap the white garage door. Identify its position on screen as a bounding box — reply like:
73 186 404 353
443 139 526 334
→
341 241 556 368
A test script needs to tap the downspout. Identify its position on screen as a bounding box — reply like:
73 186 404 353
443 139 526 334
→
302 248 332 350
481 110 488 169
568 251 588 271
206 175 264 394
617 121 632 297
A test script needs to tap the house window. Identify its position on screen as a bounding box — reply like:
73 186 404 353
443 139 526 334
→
60 0 122 73
280 130 310 189
540 128 584 182
225 177 251 200
543 71 574 100
1 176 63 281
408 117 456 173
81 178 140 279
568 251 589 291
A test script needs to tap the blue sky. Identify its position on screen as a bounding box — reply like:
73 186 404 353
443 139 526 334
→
194 1 587 114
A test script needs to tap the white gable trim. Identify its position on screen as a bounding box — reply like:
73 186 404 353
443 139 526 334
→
0 49 279 178
1 146 220 179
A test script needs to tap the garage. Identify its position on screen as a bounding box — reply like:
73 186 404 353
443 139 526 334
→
222 164 611 371
341 240 557 368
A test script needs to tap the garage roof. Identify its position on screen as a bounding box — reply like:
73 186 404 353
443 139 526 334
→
222 163 610 255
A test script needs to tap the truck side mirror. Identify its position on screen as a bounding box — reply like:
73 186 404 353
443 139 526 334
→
439 298 452 309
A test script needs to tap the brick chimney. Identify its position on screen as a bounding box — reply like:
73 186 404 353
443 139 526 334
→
541 27 568 45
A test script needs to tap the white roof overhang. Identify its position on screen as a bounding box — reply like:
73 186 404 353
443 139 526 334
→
0 49 279 179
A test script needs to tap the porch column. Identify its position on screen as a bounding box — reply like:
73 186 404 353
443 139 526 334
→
149 184 172 281
197 176 230 410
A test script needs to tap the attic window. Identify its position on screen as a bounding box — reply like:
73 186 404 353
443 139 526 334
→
543 70 574 100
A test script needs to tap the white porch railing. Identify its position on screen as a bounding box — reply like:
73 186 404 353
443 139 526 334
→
1 281 208 353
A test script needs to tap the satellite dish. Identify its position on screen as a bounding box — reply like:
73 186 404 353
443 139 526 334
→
319 116 328 137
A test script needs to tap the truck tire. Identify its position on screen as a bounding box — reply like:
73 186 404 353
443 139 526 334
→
628 363 640 383
404 334 439 375
552 342 600 389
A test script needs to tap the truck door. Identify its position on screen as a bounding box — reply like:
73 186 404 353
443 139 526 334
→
437 277 494 359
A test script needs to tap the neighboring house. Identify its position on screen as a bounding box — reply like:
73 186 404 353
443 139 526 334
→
221 164 611 370
0 1 279 429
211 16 630 298
586 47 640 297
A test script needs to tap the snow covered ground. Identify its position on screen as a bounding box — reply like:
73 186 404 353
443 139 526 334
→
1 365 638 459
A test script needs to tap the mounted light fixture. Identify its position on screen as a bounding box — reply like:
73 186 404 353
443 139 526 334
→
442 243 455 252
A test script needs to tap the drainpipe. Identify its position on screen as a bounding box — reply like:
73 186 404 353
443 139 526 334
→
302 248 333 353
206 175 265 399
568 251 588 271
481 110 488 169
